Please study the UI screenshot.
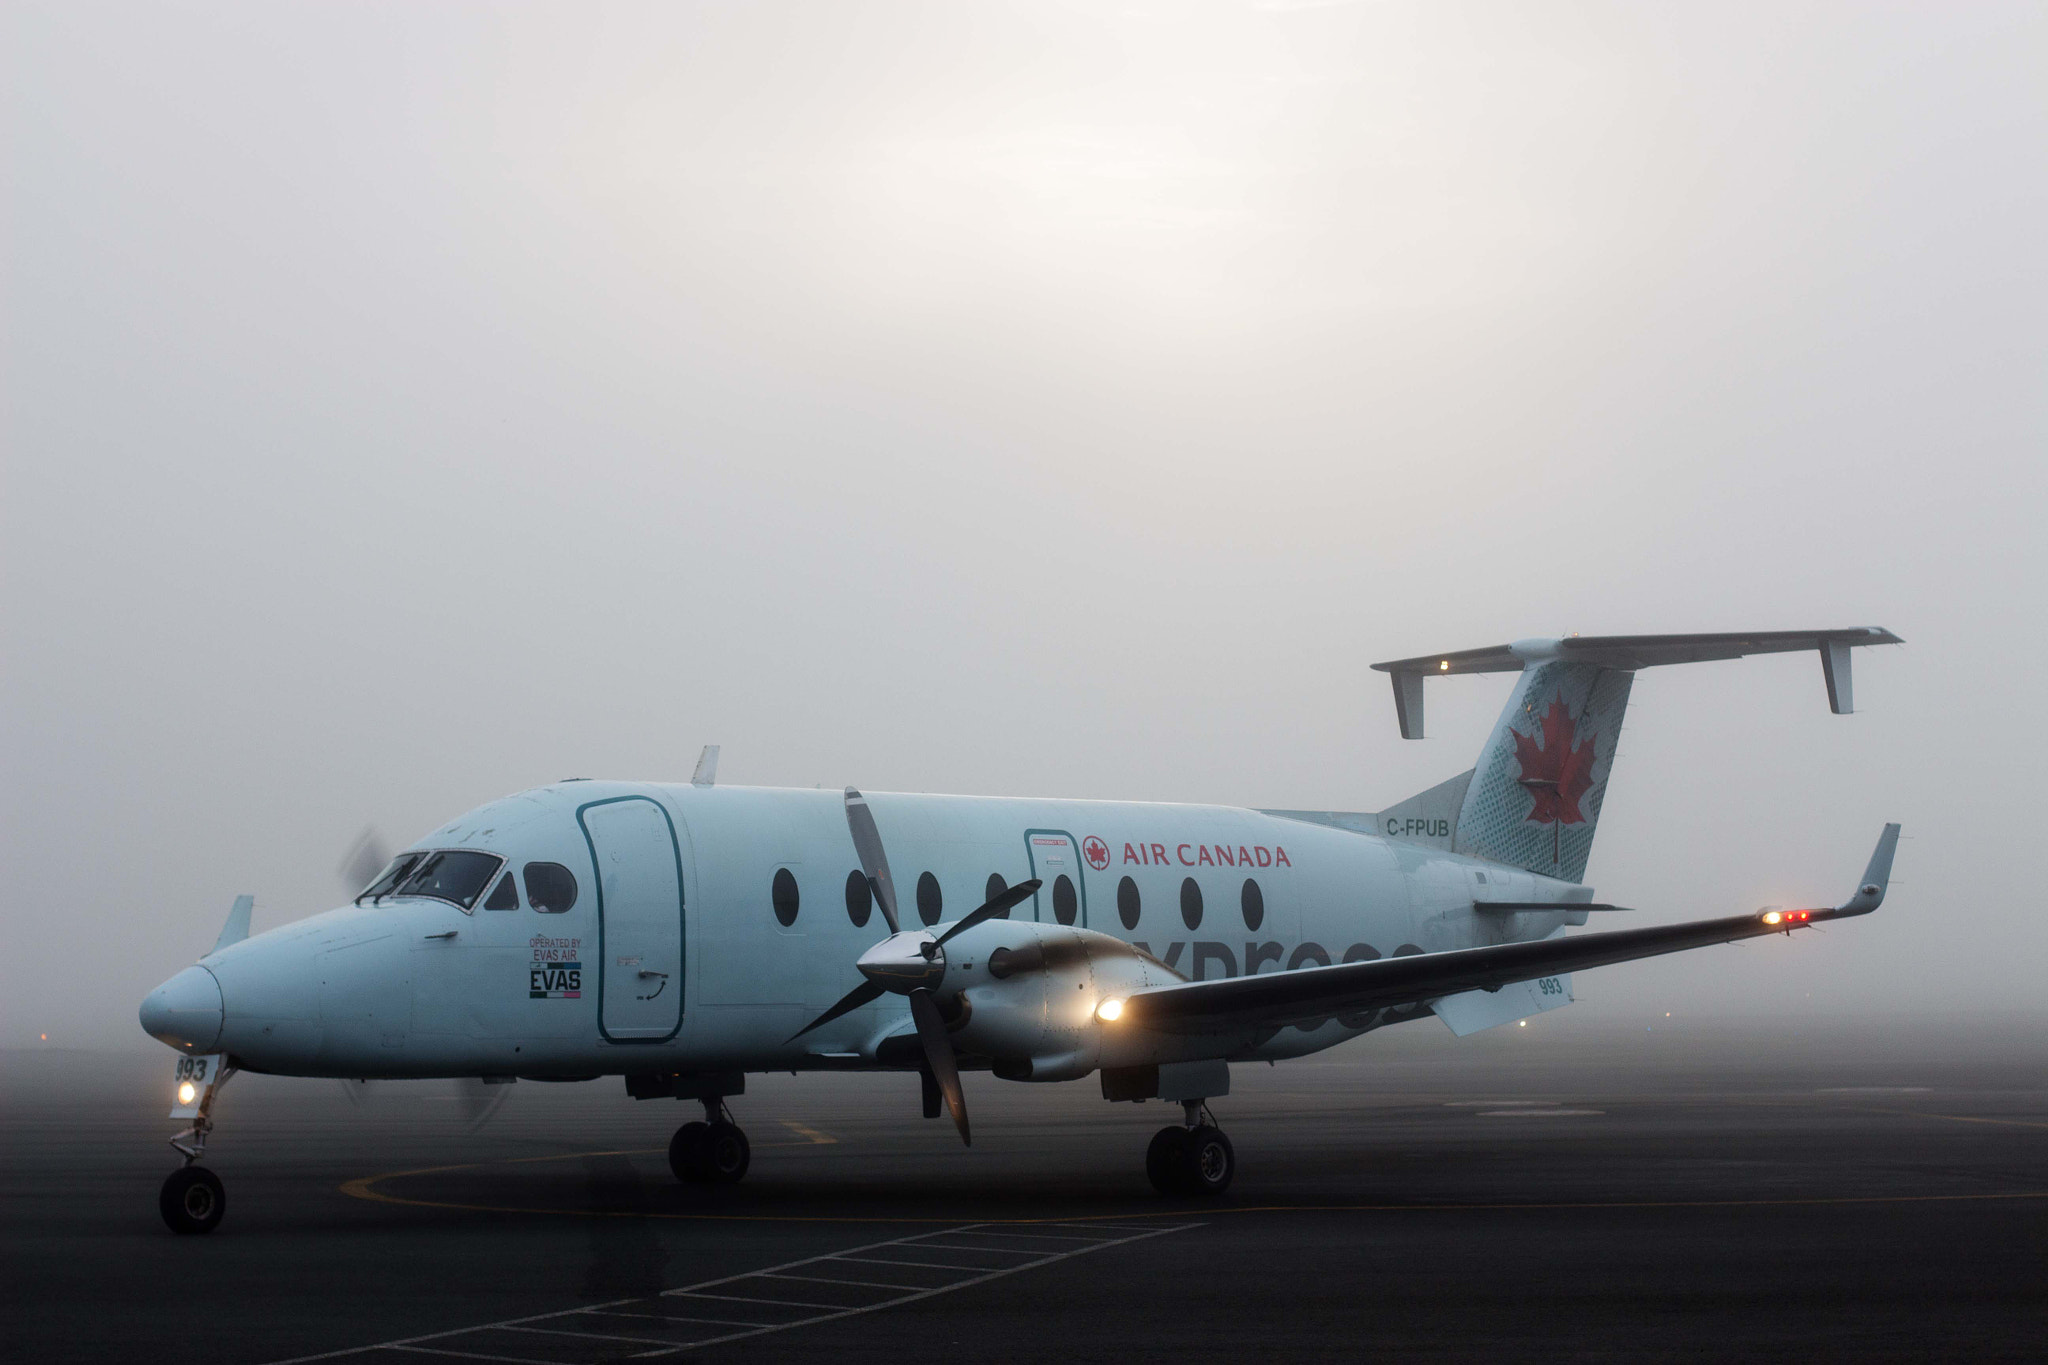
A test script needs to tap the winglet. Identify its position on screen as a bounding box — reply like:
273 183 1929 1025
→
211 894 254 954
1832 823 1901 918
691 744 720 787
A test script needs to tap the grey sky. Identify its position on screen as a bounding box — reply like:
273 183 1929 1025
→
5 1 2042 1048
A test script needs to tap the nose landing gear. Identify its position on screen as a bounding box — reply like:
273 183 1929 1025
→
667 1098 751 1185
161 1056 237 1234
1146 1100 1234 1196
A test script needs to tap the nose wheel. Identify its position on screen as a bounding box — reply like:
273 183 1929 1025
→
160 1166 225 1234
1146 1102 1234 1196
668 1100 751 1184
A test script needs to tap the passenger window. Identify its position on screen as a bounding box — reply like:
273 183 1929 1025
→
1180 877 1203 930
1053 874 1077 926
1241 878 1264 931
985 873 1010 916
524 862 578 914
916 872 942 926
772 868 800 927
483 873 519 911
845 870 873 928
1117 876 1141 930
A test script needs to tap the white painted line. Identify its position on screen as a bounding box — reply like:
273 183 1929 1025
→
669 1290 867 1310
390 1346 562 1365
580 1309 772 1329
628 1223 1198 1358
499 1323 684 1346
761 1271 936 1291
267 1221 1200 1365
926 1229 1112 1242
830 1254 1028 1272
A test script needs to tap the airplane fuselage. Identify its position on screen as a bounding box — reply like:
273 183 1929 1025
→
181 781 1585 1083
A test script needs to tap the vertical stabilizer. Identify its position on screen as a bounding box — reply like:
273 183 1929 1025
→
1453 660 1632 881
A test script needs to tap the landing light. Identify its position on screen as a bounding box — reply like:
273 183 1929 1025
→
177 1081 197 1106
1762 911 1782 925
1096 997 1125 1023
1439 660 1450 671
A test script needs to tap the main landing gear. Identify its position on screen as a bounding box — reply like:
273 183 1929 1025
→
1146 1101 1234 1196
667 1099 751 1185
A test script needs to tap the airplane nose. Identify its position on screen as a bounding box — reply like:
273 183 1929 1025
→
140 965 223 1052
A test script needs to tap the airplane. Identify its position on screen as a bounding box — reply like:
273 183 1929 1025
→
140 627 1902 1233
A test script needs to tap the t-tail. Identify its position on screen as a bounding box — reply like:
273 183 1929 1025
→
1368 628 1902 881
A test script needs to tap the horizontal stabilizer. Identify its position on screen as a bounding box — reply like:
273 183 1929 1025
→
1371 627 1902 738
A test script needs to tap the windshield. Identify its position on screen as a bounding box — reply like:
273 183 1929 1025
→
392 850 504 911
357 852 425 902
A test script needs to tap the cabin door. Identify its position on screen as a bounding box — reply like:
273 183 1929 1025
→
579 796 687 1042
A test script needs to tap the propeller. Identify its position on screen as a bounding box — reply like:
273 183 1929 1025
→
789 787 1038 1145
338 826 392 897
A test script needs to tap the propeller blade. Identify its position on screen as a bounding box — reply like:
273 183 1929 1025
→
339 826 392 896
908 988 969 1146
788 978 888 1042
843 789 901 934
934 878 1042 948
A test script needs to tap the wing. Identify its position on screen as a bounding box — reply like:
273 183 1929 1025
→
1117 825 1899 1036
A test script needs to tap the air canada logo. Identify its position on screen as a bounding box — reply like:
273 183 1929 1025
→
1082 836 1111 871
1513 694 1597 825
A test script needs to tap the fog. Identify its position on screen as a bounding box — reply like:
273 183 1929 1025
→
4 1 2041 1051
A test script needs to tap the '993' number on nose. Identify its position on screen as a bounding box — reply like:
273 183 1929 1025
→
1537 978 1565 996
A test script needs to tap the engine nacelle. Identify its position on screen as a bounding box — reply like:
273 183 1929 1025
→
933 921 1198 1081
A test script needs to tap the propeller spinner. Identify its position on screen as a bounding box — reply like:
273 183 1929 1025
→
789 788 1038 1145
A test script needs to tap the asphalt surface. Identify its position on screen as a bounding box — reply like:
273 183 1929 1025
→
6 1015 2044 1364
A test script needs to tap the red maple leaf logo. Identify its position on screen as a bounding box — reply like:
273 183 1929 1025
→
1512 694 1597 825
1082 836 1110 871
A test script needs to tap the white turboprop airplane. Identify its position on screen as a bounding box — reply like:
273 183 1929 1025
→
140 628 1902 1233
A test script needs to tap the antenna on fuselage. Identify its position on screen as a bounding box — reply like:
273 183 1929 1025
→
692 745 720 787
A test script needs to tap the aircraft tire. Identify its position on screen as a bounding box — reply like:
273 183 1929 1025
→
668 1121 711 1183
1179 1125 1234 1196
1145 1126 1191 1195
702 1121 751 1184
160 1166 225 1234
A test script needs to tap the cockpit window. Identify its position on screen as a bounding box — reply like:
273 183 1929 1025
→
357 853 425 902
482 872 519 911
524 862 578 914
393 850 504 911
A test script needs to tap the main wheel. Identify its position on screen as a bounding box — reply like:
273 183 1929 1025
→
160 1166 225 1234
1146 1126 1191 1195
1179 1125 1234 1196
700 1121 751 1184
668 1121 710 1183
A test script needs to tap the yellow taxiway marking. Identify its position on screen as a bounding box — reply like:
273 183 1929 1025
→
1855 1106 2048 1131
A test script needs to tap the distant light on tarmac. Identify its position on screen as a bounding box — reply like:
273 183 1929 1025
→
177 1081 197 1106
1095 998 1124 1022
1517 1020 1526 1027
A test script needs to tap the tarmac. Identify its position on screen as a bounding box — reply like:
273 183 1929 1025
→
5 1014 2044 1363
